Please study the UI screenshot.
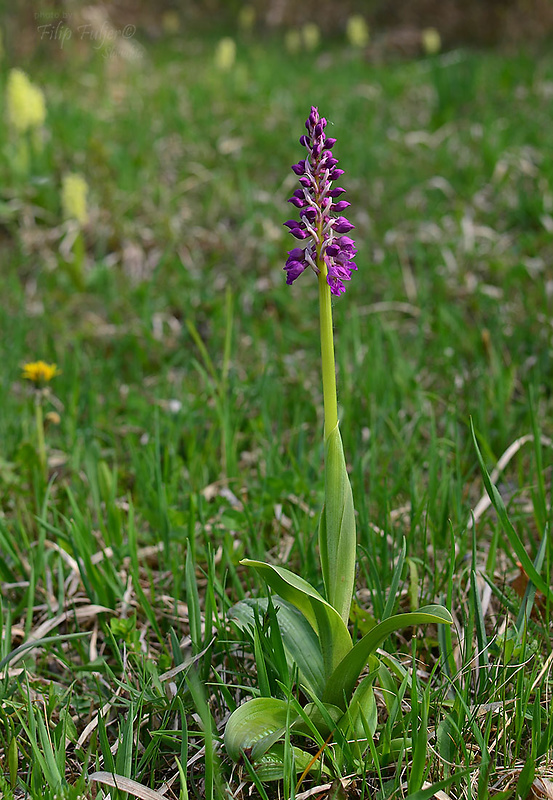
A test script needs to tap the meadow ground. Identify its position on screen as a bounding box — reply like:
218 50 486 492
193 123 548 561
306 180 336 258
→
1 28 553 800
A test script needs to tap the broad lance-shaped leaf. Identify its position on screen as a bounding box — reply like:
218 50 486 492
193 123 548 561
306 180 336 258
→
241 560 352 678
338 666 379 741
319 423 356 624
252 742 326 783
224 697 327 781
228 597 325 697
224 697 290 762
323 605 453 708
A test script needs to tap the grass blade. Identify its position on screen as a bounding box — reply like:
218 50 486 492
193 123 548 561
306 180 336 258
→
470 419 553 603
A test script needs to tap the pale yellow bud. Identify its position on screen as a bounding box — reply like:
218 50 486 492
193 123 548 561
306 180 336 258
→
6 68 46 133
61 173 89 226
161 11 180 34
302 22 320 52
422 27 441 55
285 30 302 55
238 5 255 32
346 15 369 48
214 37 236 71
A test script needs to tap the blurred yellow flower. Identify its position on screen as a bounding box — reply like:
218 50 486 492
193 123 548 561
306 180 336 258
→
215 37 236 71
302 22 320 52
422 27 441 55
22 361 60 384
6 68 46 132
62 173 89 225
161 11 181 34
285 30 302 54
346 15 369 48
238 5 255 32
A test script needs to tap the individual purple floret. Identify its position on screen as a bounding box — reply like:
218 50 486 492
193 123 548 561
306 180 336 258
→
284 106 357 296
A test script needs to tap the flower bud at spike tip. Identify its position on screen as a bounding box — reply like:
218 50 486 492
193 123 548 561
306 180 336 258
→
62 173 89 226
6 69 46 133
284 107 357 296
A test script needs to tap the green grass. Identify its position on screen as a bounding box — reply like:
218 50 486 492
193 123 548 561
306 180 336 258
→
1 25 553 799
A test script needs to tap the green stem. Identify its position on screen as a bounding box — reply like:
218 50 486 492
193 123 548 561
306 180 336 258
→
35 394 47 477
317 260 338 439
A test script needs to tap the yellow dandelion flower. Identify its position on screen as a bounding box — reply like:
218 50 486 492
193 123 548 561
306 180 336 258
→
346 15 369 48
6 68 46 133
422 27 441 55
61 173 89 226
22 361 60 385
214 37 236 71
302 22 320 52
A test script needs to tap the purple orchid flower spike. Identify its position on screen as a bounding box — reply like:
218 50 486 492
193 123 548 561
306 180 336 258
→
284 106 357 296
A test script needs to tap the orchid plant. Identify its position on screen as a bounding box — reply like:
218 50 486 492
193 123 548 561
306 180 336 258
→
224 108 452 781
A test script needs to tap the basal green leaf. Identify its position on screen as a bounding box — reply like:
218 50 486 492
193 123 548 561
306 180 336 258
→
229 597 325 697
240 561 322 630
292 701 344 738
323 605 452 708
253 742 326 782
224 697 291 762
338 669 378 741
241 560 352 678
